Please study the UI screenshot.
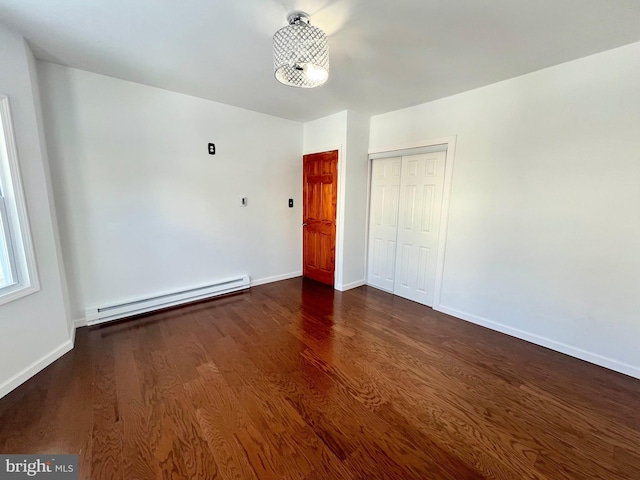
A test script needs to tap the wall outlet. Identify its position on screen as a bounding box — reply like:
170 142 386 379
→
208 143 215 155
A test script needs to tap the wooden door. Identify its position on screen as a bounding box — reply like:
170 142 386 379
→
367 157 401 292
303 150 338 286
393 151 447 306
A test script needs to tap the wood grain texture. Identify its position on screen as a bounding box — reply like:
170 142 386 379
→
303 150 338 286
1 277 639 479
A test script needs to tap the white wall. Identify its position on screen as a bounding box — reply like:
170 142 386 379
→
0 25 71 398
303 111 347 157
342 111 370 288
303 111 347 288
303 110 370 290
38 63 303 322
370 42 640 378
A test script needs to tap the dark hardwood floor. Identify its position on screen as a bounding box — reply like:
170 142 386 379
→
1 278 639 479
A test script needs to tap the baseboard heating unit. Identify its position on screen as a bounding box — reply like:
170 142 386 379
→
85 275 250 326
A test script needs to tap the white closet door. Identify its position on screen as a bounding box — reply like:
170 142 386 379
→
393 151 446 306
367 157 401 292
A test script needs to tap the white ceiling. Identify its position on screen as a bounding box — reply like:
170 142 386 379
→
1 0 639 122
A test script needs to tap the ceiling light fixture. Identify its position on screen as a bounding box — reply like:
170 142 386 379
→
273 12 329 88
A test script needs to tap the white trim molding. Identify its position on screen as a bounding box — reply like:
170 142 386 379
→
365 135 457 308
434 304 640 380
74 317 88 329
368 136 457 156
303 144 345 290
0 338 74 399
0 95 40 306
336 279 366 292
250 271 302 287
432 136 457 308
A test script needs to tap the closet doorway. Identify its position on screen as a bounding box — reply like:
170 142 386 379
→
366 143 453 307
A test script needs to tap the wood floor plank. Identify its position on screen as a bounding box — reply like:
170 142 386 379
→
114 332 162 480
342 439 416 480
206 337 353 480
1 278 639 479
333 337 546 479
187 365 260 480
90 335 123 480
147 347 219 479
204 336 333 480
284 308 546 478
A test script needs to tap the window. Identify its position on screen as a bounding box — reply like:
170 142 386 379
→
0 94 39 304
0 188 16 288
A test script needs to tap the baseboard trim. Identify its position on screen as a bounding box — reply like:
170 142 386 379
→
434 304 640 380
364 283 393 294
336 279 366 292
74 317 87 329
250 271 302 287
0 338 74 399
69 320 77 343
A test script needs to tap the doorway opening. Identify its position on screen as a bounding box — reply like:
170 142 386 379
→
302 150 338 286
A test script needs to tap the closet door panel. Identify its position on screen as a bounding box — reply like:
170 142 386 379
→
367 158 401 292
393 151 446 306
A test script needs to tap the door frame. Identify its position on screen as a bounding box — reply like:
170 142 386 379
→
302 149 339 286
366 135 457 308
302 145 344 287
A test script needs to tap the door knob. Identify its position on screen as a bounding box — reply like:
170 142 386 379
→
302 223 308 226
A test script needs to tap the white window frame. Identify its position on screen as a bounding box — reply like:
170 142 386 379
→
0 94 39 305
0 193 17 284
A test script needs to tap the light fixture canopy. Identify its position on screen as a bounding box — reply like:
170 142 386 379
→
273 12 329 88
